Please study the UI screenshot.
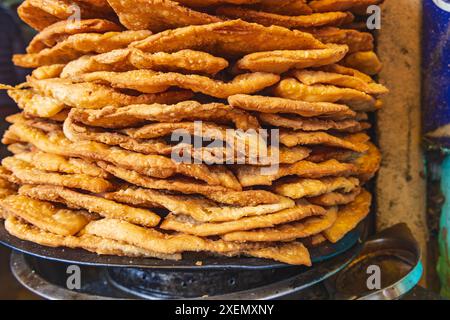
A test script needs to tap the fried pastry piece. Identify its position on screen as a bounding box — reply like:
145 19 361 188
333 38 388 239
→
222 206 337 242
309 27 373 53
26 19 122 53
216 6 353 28
2 156 113 193
309 0 383 13
7 89 66 118
1 195 91 236
61 49 229 77
131 20 325 56
292 69 388 95
236 159 356 187
107 0 221 32
6 123 239 187
19 185 161 227
7 143 32 155
323 189 371 242
274 78 378 111
70 70 280 98
352 141 381 183
228 94 355 118
5 216 180 259
67 101 259 130
176 0 261 6
273 176 359 199
31 64 65 80
99 162 283 206
14 151 109 178
344 51 383 75
308 187 361 206
253 0 313 16
235 44 348 73
14 30 152 68
27 78 193 109
259 113 369 132
17 0 116 31
160 201 325 236
104 187 295 222
317 63 373 82
279 131 369 152
244 242 311 265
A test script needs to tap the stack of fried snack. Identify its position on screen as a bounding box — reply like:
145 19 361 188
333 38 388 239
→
0 0 386 266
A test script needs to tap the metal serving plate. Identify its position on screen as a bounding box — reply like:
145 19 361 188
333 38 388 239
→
0 218 366 270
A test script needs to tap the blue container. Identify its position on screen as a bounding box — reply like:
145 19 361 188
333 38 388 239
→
422 0 450 147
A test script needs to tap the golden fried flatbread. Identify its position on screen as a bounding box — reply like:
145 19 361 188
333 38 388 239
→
31 64 65 80
352 141 381 182
259 113 369 132
7 143 32 155
292 70 388 95
160 200 325 236
14 30 152 68
27 19 122 53
176 0 261 6
107 0 221 32
317 63 373 83
216 6 353 28
61 49 229 77
308 187 361 206
27 78 192 109
131 20 326 56
279 131 369 152
70 70 280 98
228 94 355 118
67 101 259 130
244 242 311 266
323 189 371 242
104 187 295 222
7 89 65 118
19 185 161 227
235 44 348 73
252 0 313 16
236 159 356 187
309 27 373 53
14 151 109 178
222 206 337 242
2 156 114 193
344 51 382 75
274 78 378 111
1 195 91 236
273 176 360 199
309 0 383 13
5 216 180 260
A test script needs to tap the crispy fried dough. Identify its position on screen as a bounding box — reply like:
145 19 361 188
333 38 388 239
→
236 159 356 187
273 176 359 199
6 123 240 187
244 242 311 265
7 89 65 118
309 27 373 53
27 78 193 109
2 156 113 193
131 20 325 57
216 6 353 28
274 78 378 111
27 19 122 53
31 64 65 79
323 189 371 242
99 162 284 206
344 51 382 75
253 0 313 16
1 195 90 236
70 70 280 98
352 141 381 182
67 101 259 130
292 70 388 95
14 31 152 68
19 185 161 227
279 131 369 152
61 49 229 77
5 216 180 259
228 94 355 118
317 63 373 83
259 113 369 132
107 0 221 32
308 187 361 206
104 187 295 222
176 0 260 6
160 201 325 236
14 151 109 178
235 44 348 73
309 0 383 13
222 206 337 242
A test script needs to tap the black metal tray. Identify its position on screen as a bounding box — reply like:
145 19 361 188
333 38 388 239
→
0 219 367 270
